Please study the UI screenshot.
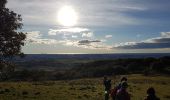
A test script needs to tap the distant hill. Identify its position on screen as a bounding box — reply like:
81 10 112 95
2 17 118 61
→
13 53 170 62
8 53 170 71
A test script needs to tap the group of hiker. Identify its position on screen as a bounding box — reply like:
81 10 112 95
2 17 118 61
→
103 76 160 100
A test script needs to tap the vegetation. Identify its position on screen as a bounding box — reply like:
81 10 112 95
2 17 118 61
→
0 74 170 100
0 0 26 81
4 56 169 81
1 0 170 100
0 0 26 58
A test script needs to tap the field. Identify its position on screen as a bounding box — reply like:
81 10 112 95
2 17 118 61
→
0 74 170 100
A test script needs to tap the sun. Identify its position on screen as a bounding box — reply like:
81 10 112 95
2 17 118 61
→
57 6 78 27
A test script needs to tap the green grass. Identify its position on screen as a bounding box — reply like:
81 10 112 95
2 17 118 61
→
0 74 170 100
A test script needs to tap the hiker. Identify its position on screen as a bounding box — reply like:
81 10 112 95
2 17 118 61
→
103 76 111 100
115 81 130 100
110 77 128 100
145 87 160 100
119 77 127 87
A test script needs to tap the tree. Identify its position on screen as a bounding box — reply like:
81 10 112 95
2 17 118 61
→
0 0 26 58
0 61 15 80
150 61 165 72
0 0 7 8
0 0 26 80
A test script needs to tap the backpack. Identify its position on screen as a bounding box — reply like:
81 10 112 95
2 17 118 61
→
110 87 118 100
115 88 130 100
110 82 122 99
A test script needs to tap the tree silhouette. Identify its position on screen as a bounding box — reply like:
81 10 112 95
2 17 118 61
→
0 0 26 58
0 0 7 8
0 0 26 80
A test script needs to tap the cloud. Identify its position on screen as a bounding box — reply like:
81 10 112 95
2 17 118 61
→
80 43 112 50
161 32 170 37
26 31 41 41
6 0 152 27
114 32 170 49
26 31 59 44
76 40 111 49
105 35 112 38
136 34 141 38
48 29 57 35
59 39 78 46
48 27 94 39
82 32 93 38
78 40 101 44
26 31 111 50
76 39 112 49
71 35 78 38
48 28 89 35
115 42 170 49
144 37 170 43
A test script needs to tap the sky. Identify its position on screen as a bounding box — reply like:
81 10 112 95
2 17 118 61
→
6 0 170 54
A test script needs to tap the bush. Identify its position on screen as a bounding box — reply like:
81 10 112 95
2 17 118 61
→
22 91 28 95
150 61 165 72
0 61 15 81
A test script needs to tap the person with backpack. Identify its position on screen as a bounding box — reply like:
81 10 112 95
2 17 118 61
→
145 87 160 100
110 77 128 100
103 76 112 100
115 81 130 100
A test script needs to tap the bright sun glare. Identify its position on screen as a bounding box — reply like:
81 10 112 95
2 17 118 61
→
57 6 78 27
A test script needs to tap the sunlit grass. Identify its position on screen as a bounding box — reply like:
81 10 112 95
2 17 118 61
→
0 74 170 100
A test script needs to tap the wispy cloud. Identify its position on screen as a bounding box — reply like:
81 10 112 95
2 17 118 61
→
136 34 141 38
71 35 78 38
114 32 170 49
7 0 153 27
161 32 170 37
27 31 41 40
82 32 93 38
78 40 101 45
48 28 89 35
77 40 111 49
80 43 112 50
105 35 112 38
26 31 111 50
26 31 59 44
26 31 170 52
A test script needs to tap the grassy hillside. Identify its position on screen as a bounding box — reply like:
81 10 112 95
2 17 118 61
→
0 74 170 100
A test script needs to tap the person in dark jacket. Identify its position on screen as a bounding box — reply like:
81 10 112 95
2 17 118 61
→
145 87 160 100
115 81 130 100
117 77 128 89
103 76 112 100
111 77 128 100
